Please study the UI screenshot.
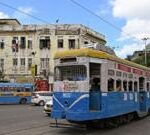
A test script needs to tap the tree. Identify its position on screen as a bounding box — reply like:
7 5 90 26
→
132 53 150 67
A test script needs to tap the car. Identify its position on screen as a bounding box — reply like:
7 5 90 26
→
44 100 53 116
31 91 52 106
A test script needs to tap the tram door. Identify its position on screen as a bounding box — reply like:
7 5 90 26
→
139 91 147 112
89 63 101 111
139 77 147 112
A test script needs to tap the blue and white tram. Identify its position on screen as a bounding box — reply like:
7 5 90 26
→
51 48 150 126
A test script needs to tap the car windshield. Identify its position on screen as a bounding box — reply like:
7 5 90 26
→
55 65 87 81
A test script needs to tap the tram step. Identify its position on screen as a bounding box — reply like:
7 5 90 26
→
50 119 87 130
137 111 148 117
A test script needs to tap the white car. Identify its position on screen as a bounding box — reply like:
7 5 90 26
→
31 91 52 106
44 100 53 116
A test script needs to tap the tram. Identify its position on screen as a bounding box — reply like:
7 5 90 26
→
51 48 150 127
0 83 34 104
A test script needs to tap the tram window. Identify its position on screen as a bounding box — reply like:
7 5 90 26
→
128 74 133 79
139 77 145 91
108 78 114 91
90 63 101 90
134 81 138 91
116 80 121 91
108 70 115 76
116 71 122 77
147 83 150 91
123 81 127 91
55 65 87 81
123 73 127 78
128 81 133 91
90 63 101 77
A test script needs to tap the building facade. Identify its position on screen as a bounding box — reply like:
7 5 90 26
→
0 19 106 83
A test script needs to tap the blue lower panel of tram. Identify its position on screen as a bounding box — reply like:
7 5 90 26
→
51 92 150 121
0 96 31 104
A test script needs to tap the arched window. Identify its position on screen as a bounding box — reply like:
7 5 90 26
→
128 81 133 91
134 81 138 91
116 79 122 91
123 81 127 91
147 82 150 91
108 78 114 92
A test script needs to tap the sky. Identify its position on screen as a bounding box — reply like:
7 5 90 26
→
0 0 150 58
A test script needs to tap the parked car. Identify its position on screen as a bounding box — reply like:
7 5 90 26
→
31 91 52 106
44 100 53 116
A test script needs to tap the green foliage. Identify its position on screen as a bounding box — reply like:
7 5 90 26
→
132 53 150 67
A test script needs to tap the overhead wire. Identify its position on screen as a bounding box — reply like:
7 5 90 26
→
67 0 136 40
0 1 48 24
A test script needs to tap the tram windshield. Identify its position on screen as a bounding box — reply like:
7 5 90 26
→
55 65 87 81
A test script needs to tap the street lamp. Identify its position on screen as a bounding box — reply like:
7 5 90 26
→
142 37 149 66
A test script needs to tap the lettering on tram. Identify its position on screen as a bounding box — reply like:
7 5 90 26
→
51 48 150 128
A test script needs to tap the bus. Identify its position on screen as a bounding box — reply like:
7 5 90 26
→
51 48 150 128
0 83 34 104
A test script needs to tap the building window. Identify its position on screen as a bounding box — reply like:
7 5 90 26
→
28 58 32 69
58 39 63 48
20 37 26 49
84 41 88 44
20 58 25 66
39 37 50 49
12 37 19 52
13 58 18 66
69 39 75 49
40 58 49 69
0 40 4 49
28 40 32 49
0 59 4 70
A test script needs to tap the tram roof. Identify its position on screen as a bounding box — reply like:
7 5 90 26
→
55 48 150 71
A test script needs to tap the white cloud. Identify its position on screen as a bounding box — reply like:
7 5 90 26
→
111 0 150 40
12 7 36 23
110 0 150 58
0 12 9 18
121 19 150 40
115 43 145 58
111 0 150 20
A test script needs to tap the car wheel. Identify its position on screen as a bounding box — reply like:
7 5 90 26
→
47 113 51 116
39 101 45 106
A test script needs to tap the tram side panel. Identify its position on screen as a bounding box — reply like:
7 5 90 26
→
52 91 141 121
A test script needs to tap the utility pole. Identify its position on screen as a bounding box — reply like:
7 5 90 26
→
142 37 149 66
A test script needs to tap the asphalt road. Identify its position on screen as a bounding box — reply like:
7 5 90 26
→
0 105 150 135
